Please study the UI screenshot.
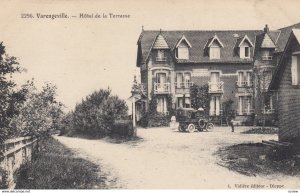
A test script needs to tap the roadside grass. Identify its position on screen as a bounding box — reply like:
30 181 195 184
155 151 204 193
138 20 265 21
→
241 127 278 134
15 137 109 189
65 130 143 145
216 143 300 177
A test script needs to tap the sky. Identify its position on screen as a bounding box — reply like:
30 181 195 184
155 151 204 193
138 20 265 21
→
0 0 300 111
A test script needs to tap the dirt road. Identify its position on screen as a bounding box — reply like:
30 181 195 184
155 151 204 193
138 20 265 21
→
55 127 300 189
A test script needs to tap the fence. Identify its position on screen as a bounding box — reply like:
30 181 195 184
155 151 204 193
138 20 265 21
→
0 136 38 189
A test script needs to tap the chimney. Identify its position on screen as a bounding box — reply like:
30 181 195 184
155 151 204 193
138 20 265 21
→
264 24 269 33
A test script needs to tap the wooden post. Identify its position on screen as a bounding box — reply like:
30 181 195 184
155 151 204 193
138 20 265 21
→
132 96 137 137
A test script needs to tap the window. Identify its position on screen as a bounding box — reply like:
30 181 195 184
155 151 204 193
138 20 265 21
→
210 47 220 59
291 54 300 85
237 71 252 87
240 47 250 58
261 50 272 60
157 96 167 113
238 96 252 115
177 46 189 59
176 72 192 88
245 47 250 57
209 96 220 116
176 73 183 88
156 50 166 62
177 97 191 108
184 73 191 87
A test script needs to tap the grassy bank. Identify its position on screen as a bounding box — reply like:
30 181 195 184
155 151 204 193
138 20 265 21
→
15 137 109 189
216 143 300 177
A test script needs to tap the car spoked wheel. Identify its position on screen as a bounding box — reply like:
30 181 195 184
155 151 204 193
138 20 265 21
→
187 123 196 133
206 123 214 131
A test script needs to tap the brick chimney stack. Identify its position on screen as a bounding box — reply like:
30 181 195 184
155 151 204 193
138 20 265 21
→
264 24 269 33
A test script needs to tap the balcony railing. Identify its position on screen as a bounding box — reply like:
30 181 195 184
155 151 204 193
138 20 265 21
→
154 83 171 94
239 109 254 115
156 57 167 62
131 83 147 95
262 56 273 61
175 82 194 88
208 81 224 93
262 109 275 114
236 81 253 87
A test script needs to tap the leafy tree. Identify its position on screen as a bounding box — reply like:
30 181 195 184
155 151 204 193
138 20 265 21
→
222 99 235 125
190 84 210 115
10 82 64 138
0 42 27 142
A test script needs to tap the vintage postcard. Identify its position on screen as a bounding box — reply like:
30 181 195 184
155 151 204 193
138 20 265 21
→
0 0 300 191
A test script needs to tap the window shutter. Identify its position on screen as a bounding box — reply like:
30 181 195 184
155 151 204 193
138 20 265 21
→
292 55 298 85
240 47 245 58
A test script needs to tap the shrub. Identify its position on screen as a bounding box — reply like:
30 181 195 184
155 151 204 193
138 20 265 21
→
59 88 128 137
111 120 134 137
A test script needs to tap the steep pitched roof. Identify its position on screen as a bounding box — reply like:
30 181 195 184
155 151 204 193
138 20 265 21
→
207 35 224 47
152 34 169 49
236 35 254 47
137 30 263 65
175 35 192 48
260 33 276 48
275 23 300 52
269 29 300 90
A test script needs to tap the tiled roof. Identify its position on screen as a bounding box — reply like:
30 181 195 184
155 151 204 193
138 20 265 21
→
137 30 263 65
152 34 169 49
269 29 300 90
275 23 300 52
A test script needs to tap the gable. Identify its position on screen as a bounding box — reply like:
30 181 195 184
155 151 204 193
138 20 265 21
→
175 35 192 48
261 33 276 48
153 34 169 49
269 29 300 90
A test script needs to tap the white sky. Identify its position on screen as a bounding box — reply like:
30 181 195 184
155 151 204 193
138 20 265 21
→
0 0 300 111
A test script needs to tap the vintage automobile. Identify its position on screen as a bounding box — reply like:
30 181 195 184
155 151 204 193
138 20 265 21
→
176 107 214 132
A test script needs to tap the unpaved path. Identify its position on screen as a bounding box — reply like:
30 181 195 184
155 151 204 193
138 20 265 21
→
55 127 300 189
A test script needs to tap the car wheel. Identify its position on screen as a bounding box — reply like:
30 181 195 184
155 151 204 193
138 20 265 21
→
206 123 214 130
187 124 196 133
178 125 184 132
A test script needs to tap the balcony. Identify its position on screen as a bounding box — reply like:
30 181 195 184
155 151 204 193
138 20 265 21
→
262 109 275 114
236 81 253 87
208 81 224 93
262 56 273 61
131 83 147 95
154 83 171 94
175 82 194 88
156 57 167 63
239 109 254 115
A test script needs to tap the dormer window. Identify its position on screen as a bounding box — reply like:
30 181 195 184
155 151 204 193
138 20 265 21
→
210 47 220 59
240 46 250 58
175 35 192 60
207 35 224 60
176 45 189 59
238 35 253 59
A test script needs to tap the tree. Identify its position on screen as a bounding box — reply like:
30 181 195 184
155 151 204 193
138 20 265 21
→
69 88 128 136
10 82 64 138
190 84 210 115
222 99 235 125
0 42 27 142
